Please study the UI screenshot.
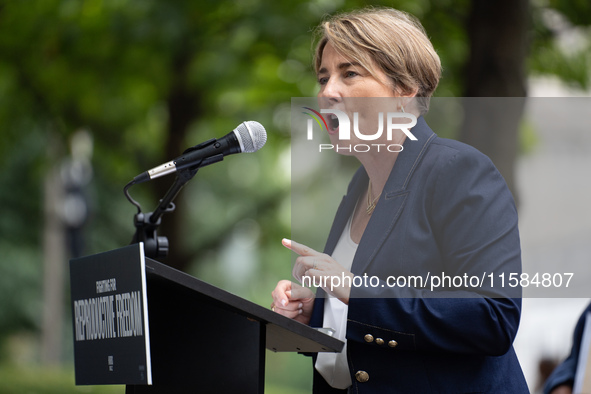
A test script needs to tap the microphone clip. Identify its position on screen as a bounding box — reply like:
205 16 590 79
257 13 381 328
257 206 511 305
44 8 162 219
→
128 166 199 259
182 138 217 154
132 211 171 259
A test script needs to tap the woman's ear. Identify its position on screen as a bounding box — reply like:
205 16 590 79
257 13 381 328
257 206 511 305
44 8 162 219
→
391 84 418 98
401 86 419 98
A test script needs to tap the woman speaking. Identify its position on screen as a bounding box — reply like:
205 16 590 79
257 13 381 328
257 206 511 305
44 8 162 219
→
271 7 528 393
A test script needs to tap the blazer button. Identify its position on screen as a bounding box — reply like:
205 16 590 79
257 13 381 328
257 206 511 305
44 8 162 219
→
355 370 369 383
388 340 398 348
364 334 374 343
375 338 384 345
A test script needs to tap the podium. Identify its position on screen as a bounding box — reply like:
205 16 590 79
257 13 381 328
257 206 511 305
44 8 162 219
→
69 243 343 393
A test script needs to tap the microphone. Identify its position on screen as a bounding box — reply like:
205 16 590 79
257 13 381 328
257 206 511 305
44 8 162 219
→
132 121 267 184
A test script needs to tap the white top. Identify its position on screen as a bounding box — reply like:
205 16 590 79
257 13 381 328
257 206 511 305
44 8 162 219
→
315 214 358 389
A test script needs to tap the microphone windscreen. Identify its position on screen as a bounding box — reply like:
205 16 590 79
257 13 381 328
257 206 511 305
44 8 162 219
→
235 121 267 153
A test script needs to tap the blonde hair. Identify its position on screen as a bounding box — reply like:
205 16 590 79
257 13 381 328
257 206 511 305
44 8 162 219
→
314 7 441 114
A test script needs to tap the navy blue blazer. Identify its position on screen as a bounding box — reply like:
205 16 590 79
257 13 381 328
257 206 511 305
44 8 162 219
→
309 117 528 393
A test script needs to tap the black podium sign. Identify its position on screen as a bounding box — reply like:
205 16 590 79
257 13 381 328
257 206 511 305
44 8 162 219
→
70 243 343 393
70 243 152 385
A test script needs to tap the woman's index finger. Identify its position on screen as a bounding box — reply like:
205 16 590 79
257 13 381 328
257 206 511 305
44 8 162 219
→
281 238 320 256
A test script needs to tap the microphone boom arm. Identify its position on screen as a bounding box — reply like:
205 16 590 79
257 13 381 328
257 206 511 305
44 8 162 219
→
130 155 223 259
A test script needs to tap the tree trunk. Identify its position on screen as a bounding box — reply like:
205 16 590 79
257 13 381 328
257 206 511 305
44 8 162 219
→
153 53 201 272
461 0 529 202
41 135 65 365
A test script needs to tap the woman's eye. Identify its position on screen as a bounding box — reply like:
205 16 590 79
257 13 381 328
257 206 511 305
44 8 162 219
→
318 76 329 85
345 71 359 78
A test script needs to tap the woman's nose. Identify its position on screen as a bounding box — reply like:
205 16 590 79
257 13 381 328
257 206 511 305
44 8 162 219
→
317 78 342 103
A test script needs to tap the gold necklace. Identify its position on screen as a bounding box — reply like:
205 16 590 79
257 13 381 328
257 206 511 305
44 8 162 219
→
366 180 380 215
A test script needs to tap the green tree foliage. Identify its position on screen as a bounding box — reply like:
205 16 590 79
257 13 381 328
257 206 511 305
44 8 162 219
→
0 0 589 390
530 0 591 89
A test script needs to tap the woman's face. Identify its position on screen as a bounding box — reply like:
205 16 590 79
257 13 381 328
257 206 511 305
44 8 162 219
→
316 42 405 154
317 42 396 100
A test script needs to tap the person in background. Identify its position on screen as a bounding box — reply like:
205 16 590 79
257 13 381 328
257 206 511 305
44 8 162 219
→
271 7 528 393
545 302 591 394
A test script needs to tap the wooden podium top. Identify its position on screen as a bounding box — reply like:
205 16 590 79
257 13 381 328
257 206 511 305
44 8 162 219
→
145 257 344 354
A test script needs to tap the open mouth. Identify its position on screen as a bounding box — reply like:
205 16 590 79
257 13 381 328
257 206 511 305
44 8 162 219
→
327 113 339 134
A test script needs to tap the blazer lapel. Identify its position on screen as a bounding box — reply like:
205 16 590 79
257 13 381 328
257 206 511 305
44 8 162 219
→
322 168 367 256
314 167 366 308
351 117 436 275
